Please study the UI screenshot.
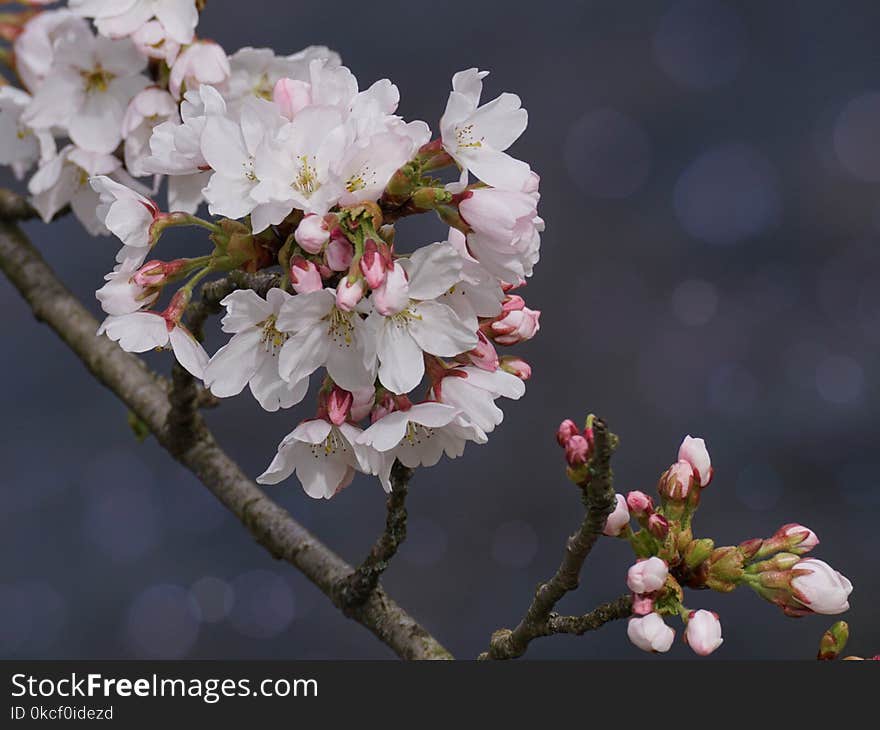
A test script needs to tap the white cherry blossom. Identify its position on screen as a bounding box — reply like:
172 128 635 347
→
440 68 530 190
204 288 310 412
70 0 198 44
23 29 149 154
366 242 476 394
28 146 121 233
434 366 525 434
358 402 487 491
257 418 375 499
98 311 208 378
274 288 375 392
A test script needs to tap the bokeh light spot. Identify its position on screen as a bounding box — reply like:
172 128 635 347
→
815 355 864 404
833 93 880 181
674 143 780 245
229 570 295 639
654 0 747 90
126 584 199 659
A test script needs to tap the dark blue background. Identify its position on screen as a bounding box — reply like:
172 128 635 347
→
2 0 878 659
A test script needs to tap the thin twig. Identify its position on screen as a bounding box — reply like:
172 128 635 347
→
543 595 633 637
480 418 618 660
337 461 413 609
187 270 281 340
0 215 452 660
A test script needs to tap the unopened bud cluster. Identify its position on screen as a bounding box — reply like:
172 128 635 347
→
555 421 855 657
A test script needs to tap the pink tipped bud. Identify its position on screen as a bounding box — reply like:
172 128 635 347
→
556 419 580 447
678 435 712 487
627 614 675 653
658 460 695 501
349 386 375 422
647 513 670 539
467 331 499 371
132 259 183 288
162 288 192 325
485 295 538 345
603 493 631 537
295 214 330 254
626 490 654 517
325 234 353 271
564 434 590 466
289 256 323 294
790 559 853 615
273 77 312 120
500 355 531 380
335 277 364 312
626 556 668 594
777 523 820 555
327 387 353 426
685 610 724 657
372 261 410 316
631 594 655 616
359 239 387 289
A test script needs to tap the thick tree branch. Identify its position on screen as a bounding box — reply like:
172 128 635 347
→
0 188 37 221
337 461 413 609
480 419 618 660
0 216 452 661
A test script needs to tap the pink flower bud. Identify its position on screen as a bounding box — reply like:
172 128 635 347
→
359 239 387 289
685 610 724 656
678 435 712 487
295 214 331 254
162 288 191 325
626 556 668 594
488 294 541 345
349 386 375 422
626 490 654 517
467 331 499 371
647 513 670 539
371 261 410 316
627 613 675 653
776 523 820 555
556 419 580 447
500 355 531 380
133 259 179 288
658 460 694 501
335 277 364 312
289 256 323 294
325 234 353 271
631 594 655 616
326 387 353 426
791 559 853 615
603 494 630 537
564 434 590 466
273 77 312 120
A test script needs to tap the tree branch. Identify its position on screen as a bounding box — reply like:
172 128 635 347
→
543 595 633 637
337 461 412 609
0 215 452 661
479 418 618 660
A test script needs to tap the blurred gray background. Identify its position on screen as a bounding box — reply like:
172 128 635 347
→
2 0 879 660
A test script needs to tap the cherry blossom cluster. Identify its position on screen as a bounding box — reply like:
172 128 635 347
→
557 421 854 657
0 2 542 498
